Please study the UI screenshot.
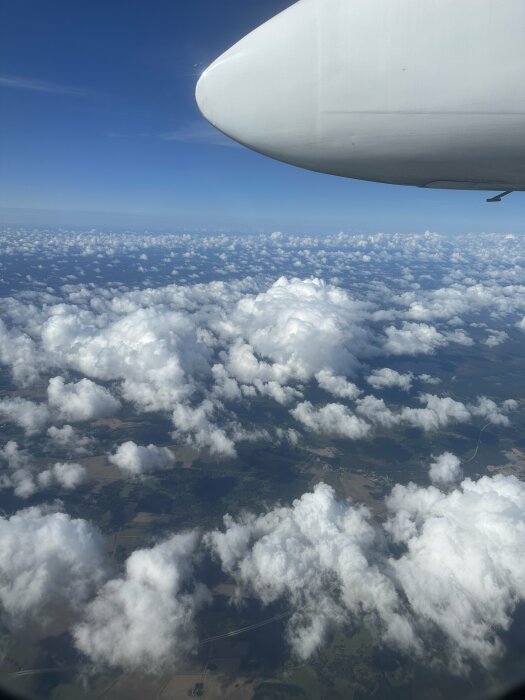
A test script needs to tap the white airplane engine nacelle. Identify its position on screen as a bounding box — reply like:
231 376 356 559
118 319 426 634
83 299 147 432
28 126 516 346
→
196 0 525 192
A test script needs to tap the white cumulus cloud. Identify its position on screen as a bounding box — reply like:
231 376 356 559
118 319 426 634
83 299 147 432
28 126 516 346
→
0 441 87 498
206 483 412 660
47 424 94 455
37 462 87 490
367 368 413 392
290 402 371 440
109 441 174 478
47 376 121 422
383 323 472 356
73 531 210 671
400 394 471 431
208 470 525 673
0 397 49 435
0 505 108 624
428 452 463 486
386 474 525 672
315 369 361 400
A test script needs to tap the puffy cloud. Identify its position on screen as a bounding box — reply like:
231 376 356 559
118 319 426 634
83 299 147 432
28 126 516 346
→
275 427 300 446
37 462 87 490
418 373 441 385
47 376 121 422
74 531 210 671
428 452 463 487
468 396 517 427
400 394 471 431
109 441 174 478
216 342 303 405
0 383 120 438
208 472 525 673
484 330 508 347
315 369 361 400
290 402 371 440
206 484 412 660
356 393 515 435
396 282 525 324
386 474 525 671
367 368 413 392
503 399 519 412
0 441 87 497
383 323 472 356
222 340 277 386
0 505 108 623
47 424 94 455
0 441 39 498
211 363 242 401
517 316 525 331
0 397 49 435
355 395 399 428
221 277 372 386
0 318 41 385
39 302 204 413
0 276 375 453
247 377 303 405
172 400 237 457
298 392 515 439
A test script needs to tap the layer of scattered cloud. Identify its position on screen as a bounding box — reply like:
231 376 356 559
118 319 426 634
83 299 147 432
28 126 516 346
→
291 393 515 439
0 229 524 678
2 453 524 677
1 228 523 456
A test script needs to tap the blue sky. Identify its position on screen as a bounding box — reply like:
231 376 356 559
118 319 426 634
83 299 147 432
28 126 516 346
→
0 0 523 234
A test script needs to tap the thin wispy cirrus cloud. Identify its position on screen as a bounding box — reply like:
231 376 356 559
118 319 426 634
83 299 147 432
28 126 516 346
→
0 74 91 97
161 122 240 147
106 121 240 148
